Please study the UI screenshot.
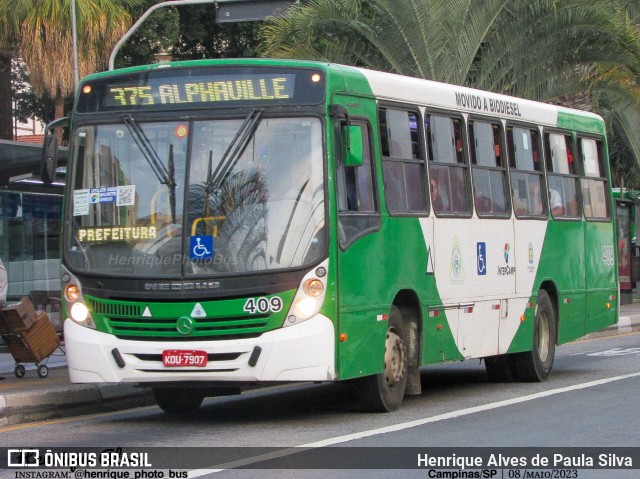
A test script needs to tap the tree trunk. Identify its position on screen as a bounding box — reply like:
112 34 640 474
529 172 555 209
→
0 53 12 140
54 94 65 144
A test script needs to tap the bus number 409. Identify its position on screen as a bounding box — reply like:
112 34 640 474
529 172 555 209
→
244 296 283 314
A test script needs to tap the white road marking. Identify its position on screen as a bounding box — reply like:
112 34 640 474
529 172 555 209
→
187 371 640 477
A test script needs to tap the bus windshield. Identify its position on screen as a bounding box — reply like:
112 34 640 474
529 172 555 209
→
66 115 326 277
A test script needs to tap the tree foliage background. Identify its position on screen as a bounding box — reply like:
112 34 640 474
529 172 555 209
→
116 0 261 67
261 0 640 188
2 0 640 188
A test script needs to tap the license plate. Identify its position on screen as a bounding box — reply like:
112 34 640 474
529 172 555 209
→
162 350 208 367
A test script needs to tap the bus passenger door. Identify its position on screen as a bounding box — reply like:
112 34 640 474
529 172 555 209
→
333 108 385 380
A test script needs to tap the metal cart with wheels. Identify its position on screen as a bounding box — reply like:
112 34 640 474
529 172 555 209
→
1 298 62 379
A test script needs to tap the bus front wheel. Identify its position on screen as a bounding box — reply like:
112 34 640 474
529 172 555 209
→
152 387 205 414
357 305 408 412
516 289 556 381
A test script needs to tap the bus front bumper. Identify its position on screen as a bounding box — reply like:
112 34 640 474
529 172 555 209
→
64 315 336 384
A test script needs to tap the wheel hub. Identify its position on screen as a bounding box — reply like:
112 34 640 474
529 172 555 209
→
384 329 406 389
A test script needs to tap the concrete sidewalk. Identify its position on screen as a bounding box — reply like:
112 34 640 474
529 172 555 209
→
0 346 154 426
2 304 640 427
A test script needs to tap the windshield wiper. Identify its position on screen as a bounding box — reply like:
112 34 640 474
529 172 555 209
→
209 109 263 188
168 144 176 223
122 114 177 223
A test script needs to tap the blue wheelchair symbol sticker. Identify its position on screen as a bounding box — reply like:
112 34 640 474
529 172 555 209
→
477 242 487 276
190 235 213 259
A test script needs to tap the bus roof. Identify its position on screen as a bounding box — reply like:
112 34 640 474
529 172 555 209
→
83 58 605 135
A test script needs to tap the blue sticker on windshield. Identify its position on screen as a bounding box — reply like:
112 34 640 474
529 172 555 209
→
90 187 117 203
190 235 213 259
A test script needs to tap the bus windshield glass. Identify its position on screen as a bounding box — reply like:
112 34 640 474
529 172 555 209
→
66 116 326 276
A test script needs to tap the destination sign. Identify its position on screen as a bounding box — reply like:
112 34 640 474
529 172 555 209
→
105 74 295 107
76 67 326 112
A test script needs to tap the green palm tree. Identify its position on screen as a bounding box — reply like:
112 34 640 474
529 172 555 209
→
0 0 142 121
261 0 640 168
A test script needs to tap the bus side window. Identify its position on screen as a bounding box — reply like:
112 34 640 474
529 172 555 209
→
507 126 547 218
579 137 609 220
337 120 379 248
426 114 470 215
379 108 427 214
469 120 509 216
545 132 580 219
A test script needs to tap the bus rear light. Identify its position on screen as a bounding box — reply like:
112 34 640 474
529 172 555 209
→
605 303 611 309
429 310 439 318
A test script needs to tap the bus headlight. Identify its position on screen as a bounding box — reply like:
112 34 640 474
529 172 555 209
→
284 259 328 328
293 297 318 318
62 266 95 329
70 302 90 323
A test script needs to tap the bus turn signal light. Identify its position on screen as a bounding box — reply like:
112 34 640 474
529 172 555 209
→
65 284 81 302
304 278 324 297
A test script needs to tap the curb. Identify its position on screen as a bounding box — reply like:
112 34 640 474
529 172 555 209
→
0 383 155 426
582 315 640 340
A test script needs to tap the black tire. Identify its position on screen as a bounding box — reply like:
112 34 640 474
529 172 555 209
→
357 305 408 412
37 365 49 378
484 354 517 382
14 364 26 378
152 387 205 414
515 289 556 381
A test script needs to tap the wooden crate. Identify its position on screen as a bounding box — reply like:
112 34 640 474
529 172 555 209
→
6 312 60 364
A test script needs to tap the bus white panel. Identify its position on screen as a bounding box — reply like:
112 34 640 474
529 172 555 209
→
64 315 335 384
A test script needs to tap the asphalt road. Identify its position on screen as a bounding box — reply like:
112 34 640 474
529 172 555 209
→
2 332 639 479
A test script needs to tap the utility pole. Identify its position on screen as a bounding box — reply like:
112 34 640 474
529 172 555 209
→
72 0 79 93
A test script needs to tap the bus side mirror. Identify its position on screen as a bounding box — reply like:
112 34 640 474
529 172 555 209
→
40 117 68 184
344 125 364 167
41 134 58 184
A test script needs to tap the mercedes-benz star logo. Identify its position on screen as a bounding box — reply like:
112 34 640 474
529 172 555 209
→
176 316 195 335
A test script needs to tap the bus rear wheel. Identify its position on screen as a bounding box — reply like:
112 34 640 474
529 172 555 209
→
152 387 205 414
515 289 556 381
357 305 408 412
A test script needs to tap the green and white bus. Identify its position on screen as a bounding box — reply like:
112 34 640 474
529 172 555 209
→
53 58 618 413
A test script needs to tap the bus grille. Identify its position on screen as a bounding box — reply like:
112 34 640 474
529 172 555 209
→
86 298 272 341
